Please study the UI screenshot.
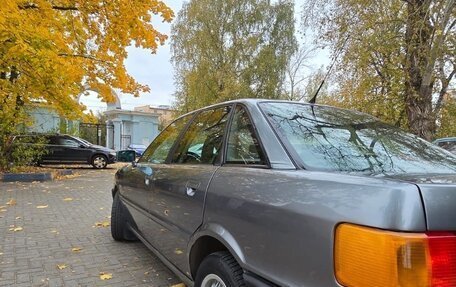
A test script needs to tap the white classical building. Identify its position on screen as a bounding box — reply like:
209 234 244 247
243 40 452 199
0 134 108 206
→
104 108 160 150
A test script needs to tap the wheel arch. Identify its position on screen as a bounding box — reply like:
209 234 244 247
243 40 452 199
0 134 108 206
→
188 224 246 279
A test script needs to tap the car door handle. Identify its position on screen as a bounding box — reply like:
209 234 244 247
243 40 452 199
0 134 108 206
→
185 180 201 197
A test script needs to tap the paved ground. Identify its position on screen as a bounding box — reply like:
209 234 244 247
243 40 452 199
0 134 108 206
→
0 165 180 287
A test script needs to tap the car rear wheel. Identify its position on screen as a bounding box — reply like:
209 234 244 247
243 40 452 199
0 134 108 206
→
92 155 107 169
195 252 246 287
111 192 138 241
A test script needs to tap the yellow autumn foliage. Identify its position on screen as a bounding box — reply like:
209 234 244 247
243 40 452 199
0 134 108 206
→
0 0 174 118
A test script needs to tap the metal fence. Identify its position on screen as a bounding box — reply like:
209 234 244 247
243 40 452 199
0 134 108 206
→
79 123 113 147
121 135 131 150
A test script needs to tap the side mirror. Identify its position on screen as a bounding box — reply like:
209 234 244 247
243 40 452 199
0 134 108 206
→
132 160 137 168
79 144 86 148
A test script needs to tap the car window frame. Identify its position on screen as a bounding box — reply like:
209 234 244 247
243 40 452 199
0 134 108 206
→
257 101 309 170
168 104 234 166
221 103 270 169
139 113 197 164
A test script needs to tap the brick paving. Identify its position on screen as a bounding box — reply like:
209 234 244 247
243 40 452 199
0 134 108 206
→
0 165 180 287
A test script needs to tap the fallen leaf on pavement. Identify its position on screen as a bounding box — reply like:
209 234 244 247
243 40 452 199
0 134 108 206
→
15 216 21 219
170 284 186 287
99 272 112 280
63 198 73 201
9 226 23 232
0 205 6 209
94 221 110 227
71 247 82 252
6 199 16 206
174 249 183 255
0 209 6 212
36 205 48 209
57 264 67 270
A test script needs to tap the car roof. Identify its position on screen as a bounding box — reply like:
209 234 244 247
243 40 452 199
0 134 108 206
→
175 98 368 121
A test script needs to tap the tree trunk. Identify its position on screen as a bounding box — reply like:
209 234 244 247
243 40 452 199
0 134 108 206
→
403 0 435 140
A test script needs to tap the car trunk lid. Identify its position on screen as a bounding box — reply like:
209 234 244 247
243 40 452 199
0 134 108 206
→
384 173 456 231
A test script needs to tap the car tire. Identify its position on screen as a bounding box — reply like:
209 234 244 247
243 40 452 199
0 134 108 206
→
111 192 138 241
92 154 108 169
195 251 246 287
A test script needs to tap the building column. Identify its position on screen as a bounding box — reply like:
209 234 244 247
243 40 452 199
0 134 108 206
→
131 120 140 144
106 120 113 149
112 120 122 151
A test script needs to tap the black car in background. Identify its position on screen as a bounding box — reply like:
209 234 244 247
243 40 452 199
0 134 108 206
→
433 137 456 154
10 134 116 169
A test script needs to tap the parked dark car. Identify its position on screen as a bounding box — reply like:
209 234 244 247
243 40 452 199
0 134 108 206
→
11 134 116 169
111 99 456 287
433 137 456 154
127 144 147 157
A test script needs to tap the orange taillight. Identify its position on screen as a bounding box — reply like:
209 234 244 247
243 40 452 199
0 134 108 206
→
335 224 456 287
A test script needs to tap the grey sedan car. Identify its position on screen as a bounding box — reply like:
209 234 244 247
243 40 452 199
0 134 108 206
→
111 99 456 287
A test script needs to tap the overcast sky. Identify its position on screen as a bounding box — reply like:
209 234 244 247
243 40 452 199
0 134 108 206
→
80 0 327 113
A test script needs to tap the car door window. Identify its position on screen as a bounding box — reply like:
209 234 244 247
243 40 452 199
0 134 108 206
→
58 138 79 147
140 115 191 164
172 106 231 164
226 106 267 165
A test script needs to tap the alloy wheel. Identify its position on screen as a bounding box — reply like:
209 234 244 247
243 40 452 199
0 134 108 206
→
201 274 227 287
93 156 107 169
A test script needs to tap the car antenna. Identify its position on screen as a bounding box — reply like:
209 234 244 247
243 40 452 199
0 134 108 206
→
308 35 350 104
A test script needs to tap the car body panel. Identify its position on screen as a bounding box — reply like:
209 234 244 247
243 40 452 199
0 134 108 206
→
383 173 456 230
205 167 426 286
418 180 456 230
117 163 219 275
142 163 218 274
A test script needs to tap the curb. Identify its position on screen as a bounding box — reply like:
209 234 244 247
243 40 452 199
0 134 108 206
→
0 169 74 182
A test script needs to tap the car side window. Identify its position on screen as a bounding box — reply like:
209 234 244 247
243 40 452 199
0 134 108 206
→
59 138 79 147
140 115 191 164
226 106 267 165
172 106 231 164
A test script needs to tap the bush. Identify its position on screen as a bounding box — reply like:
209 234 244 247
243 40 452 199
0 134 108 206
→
2 135 49 172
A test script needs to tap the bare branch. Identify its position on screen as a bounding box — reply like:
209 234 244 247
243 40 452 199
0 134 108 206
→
19 4 78 11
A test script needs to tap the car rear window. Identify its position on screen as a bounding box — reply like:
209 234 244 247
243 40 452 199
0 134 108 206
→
260 102 456 175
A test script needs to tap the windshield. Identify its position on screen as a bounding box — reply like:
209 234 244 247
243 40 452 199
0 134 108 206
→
260 102 456 175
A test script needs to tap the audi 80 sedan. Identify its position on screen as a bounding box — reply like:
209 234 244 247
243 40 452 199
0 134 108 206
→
111 99 456 287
